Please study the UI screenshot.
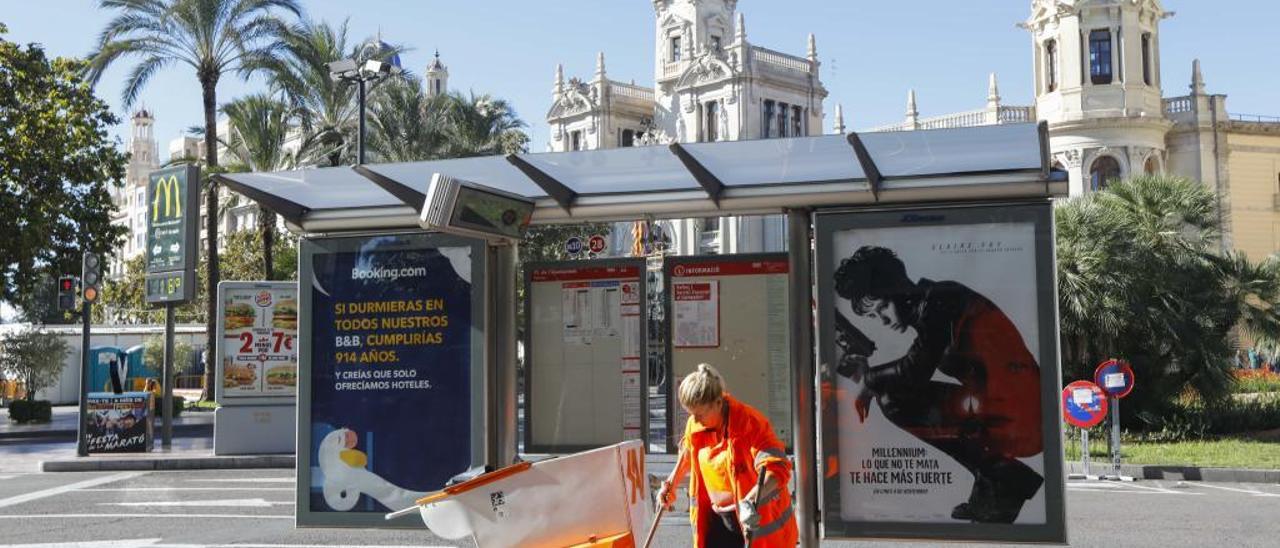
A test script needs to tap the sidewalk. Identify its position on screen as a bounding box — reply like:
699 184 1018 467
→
0 404 213 441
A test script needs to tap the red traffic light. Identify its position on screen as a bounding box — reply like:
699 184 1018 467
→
61 279 73 291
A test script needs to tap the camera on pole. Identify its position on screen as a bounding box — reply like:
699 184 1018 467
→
57 276 77 311
82 252 101 304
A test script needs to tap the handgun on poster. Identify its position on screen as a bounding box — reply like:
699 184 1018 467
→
834 310 876 382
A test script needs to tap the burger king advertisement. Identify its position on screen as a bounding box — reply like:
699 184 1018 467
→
216 282 299 400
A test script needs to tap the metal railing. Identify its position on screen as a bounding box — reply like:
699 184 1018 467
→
1231 113 1280 124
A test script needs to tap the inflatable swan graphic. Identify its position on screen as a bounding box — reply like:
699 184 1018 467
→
319 428 426 511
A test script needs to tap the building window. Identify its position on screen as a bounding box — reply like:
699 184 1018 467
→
792 105 804 136
435 80 442 95
621 129 635 147
704 101 719 142
711 36 721 52
763 100 775 138
702 217 720 233
1046 40 1058 92
773 101 783 138
1089 29 1113 84
1089 155 1122 191
571 130 583 151
670 37 681 62
1144 155 1158 175
1141 33 1152 86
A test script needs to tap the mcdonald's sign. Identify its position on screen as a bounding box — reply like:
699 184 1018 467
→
145 165 199 304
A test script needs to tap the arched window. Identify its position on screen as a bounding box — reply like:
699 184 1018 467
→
1144 155 1159 175
1045 40 1058 92
1089 155 1122 191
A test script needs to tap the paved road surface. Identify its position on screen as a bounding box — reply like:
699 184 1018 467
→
0 465 1277 547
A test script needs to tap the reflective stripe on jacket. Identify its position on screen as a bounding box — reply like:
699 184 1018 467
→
681 394 798 548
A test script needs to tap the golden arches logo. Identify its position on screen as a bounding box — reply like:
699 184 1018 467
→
152 175 182 222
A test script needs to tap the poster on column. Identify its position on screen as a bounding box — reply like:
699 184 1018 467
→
297 233 485 527
666 255 791 453
216 282 298 402
815 203 1065 543
525 260 647 453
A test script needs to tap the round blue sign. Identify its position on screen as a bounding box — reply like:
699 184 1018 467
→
565 237 584 256
1093 359 1135 399
1062 380 1108 428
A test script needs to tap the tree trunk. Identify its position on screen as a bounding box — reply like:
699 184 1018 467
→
261 207 276 280
202 77 220 402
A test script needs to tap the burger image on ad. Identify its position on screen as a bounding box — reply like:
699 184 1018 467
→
267 364 297 387
225 365 256 387
224 303 255 330
272 299 297 330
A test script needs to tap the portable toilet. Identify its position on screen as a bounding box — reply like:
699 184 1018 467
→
87 346 125 393
124 345 149 391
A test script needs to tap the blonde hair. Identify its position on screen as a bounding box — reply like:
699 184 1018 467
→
679 363 726 409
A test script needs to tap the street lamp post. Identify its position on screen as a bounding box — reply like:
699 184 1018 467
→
328 58 400 165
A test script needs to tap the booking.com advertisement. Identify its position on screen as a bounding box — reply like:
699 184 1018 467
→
303 234 479 523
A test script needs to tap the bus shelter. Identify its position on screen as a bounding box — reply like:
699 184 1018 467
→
219 122 1068 544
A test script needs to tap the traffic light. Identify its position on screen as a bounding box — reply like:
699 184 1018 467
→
56 276 77 311
82 252 101 304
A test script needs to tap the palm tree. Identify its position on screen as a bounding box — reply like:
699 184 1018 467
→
443 92 529 157
86 0 302 400
1056 174 1280 422
220 94 293 280
248 18 357 167
366 76 451 162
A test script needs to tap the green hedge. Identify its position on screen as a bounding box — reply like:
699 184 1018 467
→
8 399 52 423
1135 394 1280 442
151 395 184 418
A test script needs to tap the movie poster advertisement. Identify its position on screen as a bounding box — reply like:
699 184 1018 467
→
816 203 1065 543
218 283 298 398
85 392 152 453
298 234 483 527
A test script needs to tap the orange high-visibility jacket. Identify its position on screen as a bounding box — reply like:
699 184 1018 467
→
681 394 797 548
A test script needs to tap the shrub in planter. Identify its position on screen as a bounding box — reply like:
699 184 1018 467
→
151 395 184 418
8 399 52 423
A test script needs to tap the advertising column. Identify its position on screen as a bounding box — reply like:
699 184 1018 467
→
814 202 1066 543
214 282 298 455
297 233 485 528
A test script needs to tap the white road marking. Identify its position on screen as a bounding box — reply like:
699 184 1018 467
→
101 498 292 508
0 513 290 520
78 487 293 492
183 478 293 483
1193 483 1280 497
0 472 146 509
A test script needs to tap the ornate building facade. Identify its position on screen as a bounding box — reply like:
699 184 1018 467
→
108 109 160 279
871 0 1280 259
547 0 829 255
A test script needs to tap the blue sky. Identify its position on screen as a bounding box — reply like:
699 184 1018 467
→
3 1 1278 159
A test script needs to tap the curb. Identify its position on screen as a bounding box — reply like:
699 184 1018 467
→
1065 461 1280 484
40 454 294 472
0 424 212 441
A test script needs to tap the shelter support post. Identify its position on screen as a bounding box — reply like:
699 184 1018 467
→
486 242 519 467
786 208 818 547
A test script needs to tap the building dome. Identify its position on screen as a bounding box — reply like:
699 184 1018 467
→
359 36 402 69
426 50 447 73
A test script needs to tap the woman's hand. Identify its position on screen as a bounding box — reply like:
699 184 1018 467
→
711 500 736 514
656 479 677 512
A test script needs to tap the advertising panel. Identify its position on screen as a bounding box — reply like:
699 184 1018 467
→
524 260 647 452
216 282 298 402
297 233 485 528
144 165 199 304
665 255 791 452
815 202 1065 543
85 392 152 453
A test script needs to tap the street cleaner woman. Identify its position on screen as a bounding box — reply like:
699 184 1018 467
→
657 363 797 547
